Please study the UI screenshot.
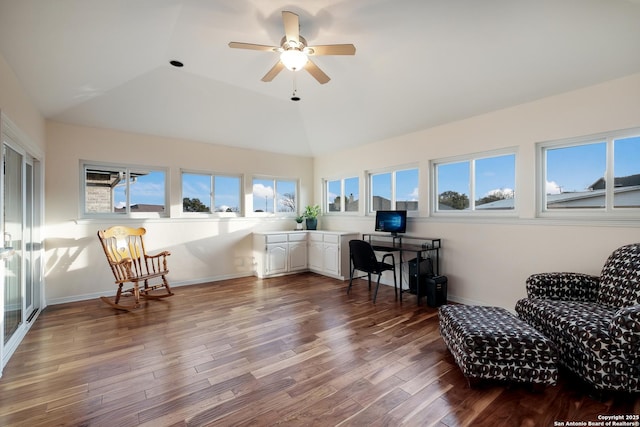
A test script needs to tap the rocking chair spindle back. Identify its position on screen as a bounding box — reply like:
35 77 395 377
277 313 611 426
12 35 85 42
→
97 225 174 310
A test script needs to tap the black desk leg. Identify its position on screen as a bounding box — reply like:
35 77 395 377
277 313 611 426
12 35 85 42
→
415 252 422 306
399 254 403 303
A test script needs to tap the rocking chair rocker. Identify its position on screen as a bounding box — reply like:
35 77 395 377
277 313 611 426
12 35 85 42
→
97 226 174 310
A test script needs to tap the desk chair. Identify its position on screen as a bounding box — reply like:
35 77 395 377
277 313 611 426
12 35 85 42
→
348 239 397 303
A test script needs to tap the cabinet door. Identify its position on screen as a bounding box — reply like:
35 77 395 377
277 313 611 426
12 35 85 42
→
308 241 323 271
289 241 308 271
323 244 340 275
266 244 288 275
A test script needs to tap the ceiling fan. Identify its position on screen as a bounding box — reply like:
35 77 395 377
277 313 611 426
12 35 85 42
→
228 11 356 84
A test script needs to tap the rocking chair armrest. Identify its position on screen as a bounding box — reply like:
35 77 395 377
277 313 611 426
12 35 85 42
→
112 257 133 268
110 257 135 281
145 251 171 274
146 250 171 259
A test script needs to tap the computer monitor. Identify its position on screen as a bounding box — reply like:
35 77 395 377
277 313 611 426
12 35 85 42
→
374 210 407 235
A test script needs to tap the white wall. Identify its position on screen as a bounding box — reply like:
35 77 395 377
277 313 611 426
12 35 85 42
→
45 122 314 303
41 73 640 308
315 73 640 310
0 52 45 153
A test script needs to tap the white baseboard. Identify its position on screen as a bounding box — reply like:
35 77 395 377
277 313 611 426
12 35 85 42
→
45 272 254 306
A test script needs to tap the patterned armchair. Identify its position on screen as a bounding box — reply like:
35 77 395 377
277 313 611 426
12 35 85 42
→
515 243 640 393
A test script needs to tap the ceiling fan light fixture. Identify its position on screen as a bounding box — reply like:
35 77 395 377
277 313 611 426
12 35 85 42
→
280 49 307 71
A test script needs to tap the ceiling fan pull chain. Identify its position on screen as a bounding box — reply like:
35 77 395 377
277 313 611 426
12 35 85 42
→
291 73 301 101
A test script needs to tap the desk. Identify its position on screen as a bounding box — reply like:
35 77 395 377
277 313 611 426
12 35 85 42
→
362 234 442 305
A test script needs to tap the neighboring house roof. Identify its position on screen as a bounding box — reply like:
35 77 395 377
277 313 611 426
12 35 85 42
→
476 186 640 209
475 198 514 210
115 204 165 213
589 173 640 190
548 186 640 208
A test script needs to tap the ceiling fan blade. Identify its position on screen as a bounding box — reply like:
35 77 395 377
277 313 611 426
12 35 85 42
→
304 60 330 84
282 11 300 44
261 61 285 82
307 44 356 56
229 42 278 52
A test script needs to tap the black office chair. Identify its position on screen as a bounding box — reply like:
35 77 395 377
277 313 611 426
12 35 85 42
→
348 239 397 303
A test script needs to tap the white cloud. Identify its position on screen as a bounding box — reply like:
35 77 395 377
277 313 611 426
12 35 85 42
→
253 183 274 198
409 187 419 200
546 181 561 195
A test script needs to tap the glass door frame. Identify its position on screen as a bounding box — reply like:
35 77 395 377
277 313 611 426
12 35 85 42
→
0 112 45 374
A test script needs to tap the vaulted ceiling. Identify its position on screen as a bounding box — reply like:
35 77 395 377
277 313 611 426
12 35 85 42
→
1 0 640 157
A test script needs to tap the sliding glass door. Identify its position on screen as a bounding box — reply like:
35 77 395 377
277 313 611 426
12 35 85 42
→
3 143 23 346
1 116 42 371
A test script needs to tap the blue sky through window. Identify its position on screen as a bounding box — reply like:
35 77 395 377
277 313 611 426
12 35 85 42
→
182 173 211 210
396 169 419 201
371 169 419 203
115 170 166 208
614 136 640 177
120 136 639 208
546 142 606 194
437 161 469 196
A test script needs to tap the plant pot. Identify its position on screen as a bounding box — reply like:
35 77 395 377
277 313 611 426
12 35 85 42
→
296 222 303 230
305 218 317 230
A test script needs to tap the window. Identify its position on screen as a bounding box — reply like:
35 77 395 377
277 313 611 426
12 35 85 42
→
540 129 640 213
252 177 297 213
613 135 640 209
83 162 167 216
182 172 241 214
433 152 515 212
369 167 419 212
326 176 359 213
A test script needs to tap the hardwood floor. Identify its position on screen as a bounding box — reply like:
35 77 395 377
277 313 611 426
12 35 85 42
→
0 273 638 426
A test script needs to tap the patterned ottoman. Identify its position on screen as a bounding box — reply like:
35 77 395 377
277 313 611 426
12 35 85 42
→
439 305 558 388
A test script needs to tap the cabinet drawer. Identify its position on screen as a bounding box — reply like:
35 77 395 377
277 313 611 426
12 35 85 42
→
266 234 288 243
308 233 323 242
288 233 307 242
323 234 339 244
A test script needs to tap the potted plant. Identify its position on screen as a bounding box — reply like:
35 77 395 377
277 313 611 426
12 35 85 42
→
295 215 304 230
303 204 321 230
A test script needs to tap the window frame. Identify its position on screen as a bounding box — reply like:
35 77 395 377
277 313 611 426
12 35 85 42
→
324 175 360 214
250 175 299 216
181 169 243 217
367 165 420 215
431 149 518 216
537 128 640 218
81 160 169 218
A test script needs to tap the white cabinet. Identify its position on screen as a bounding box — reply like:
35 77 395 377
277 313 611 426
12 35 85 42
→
307 234 324 271
307 231 357 279
253 233 290 278
266 243 288 275
322 243 340 275
288 241 308 271
253 231 357 280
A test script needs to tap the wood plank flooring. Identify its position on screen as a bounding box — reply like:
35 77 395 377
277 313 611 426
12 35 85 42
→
0 273 638 426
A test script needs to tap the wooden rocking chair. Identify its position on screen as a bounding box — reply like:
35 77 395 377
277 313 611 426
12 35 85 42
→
97 226 174 310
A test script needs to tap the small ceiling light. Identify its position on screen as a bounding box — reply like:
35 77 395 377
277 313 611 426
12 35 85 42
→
169 60 184 68
280 49 307 71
